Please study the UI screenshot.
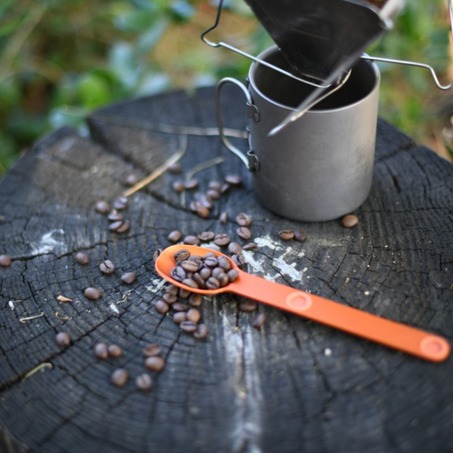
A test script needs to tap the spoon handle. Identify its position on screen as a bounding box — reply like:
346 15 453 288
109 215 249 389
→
232 271 450 362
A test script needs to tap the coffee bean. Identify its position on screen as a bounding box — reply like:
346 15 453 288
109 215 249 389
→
217 256 231 271
219 212 228 224
171 266 186 282
121 271 137 284
228 242 242 255
108 211 124 222
193 272 206 288
225 174 242 185
143 343 162 357
174 248 190 262
108 344 123 358
211 267 224 279
75 252 89 265
279 230 295 241
184 178 199 190
252 313 266 329
84 287 101 300
172 180 185 192
126 173 138 186
231 253 246 269
113 196 128 211
206 277 220 289
155 300 170 314
165 284 179 295
242 242 257 251
193 324 208 340
182 278 199 289
214 233 231 247
183 235 200 246
111 368 128 387
204 256 218 268
181 260 200 273
220 183 230 194
197 231 215 242
95 200 110 215
173 312 187 324
227 269 239 282
136 373 153 391
294 229 308 242
172 302 189 312
115 220 130 234
238 299 257 312
56 332 71 347
195 203 210 219
206 189 220 200
180 320 198 333
100 259 115 275
189 293 203 307
236 227 252 241
235 212 252 227
186 308 201 323
208 180 222 191
168 162 183 174
199 267 211 280
94 342 109 360
341 214 359 228
163 292 177 304
109 220 123 231
153 249 162 261
144 356 165 372
178 288 191 299
168 230 183 243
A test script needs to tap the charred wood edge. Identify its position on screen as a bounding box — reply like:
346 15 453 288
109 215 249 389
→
0 426 28 453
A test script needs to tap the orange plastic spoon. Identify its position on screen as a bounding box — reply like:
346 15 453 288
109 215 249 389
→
155 244 450 362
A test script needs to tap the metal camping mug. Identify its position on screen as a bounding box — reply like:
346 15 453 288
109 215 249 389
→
216 46 381 222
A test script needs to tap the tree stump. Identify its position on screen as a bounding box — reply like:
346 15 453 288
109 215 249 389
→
0 86 453 453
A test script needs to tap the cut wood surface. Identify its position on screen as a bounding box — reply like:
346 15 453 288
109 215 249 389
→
0 86 453 453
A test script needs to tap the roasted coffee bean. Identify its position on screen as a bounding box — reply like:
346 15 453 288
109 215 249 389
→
197 231 215 242
242 242 257 251
56 332 71 347
192 273 206 288
183 235 200 246
143 343 162 357
111 368 128 387
211 267 224 279
208 180 222 191
172 302 189 312
279 230 295 241
108 344 123 358
228 242 242 255
0 254 11 267
155 300 170 314
180 320 198 333
220 183 230 194
204 256 218 268
214 233 231 247
198 196 213 209
341 214 359 228
199 267 212 280
100 259 115 275
166 284 179 295
168 230 183 243
186 308 201 323
108 211 124 222
193 323 208 340
173 312 187 324
168 162 183 174
219 212 228 224
184 178 199 190
174 248 190 262
126 173 138 186
136 373 153 391
252 313 266 330
206 277 220 289
94 342 109 360
189 293 203 307
178 288 191 299
172 180 185 192
217 256 231 270
121 271 137 284
171 266 186 282
153 249 162 261
109 220 123 231
231 253 246 269
225 174 242 185
239 299 257 312
195 203 210 219
181 259 200 273
236 226 252 240
235 212 252 227
115 220 130 234
112 196 128 211
206 189 220 200
219 273 230 287
74 252 89 265
84 287 101 300
144 356 165 372
182 278 199 289
95 200 110 215
227 269 239 282
163 292 177 304
294 229 308 242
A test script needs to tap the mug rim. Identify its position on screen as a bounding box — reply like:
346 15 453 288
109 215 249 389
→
249 45 380 114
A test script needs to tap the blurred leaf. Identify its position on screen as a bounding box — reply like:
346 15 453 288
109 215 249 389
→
77 73 112 109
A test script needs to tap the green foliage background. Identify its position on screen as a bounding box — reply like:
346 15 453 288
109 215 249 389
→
0 0 451 175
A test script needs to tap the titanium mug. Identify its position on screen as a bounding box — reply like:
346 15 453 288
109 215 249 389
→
215 46 381 222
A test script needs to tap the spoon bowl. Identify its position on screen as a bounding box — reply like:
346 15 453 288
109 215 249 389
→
155 244 450 362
